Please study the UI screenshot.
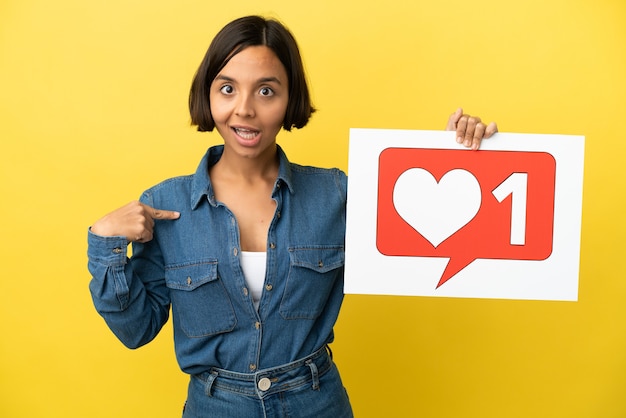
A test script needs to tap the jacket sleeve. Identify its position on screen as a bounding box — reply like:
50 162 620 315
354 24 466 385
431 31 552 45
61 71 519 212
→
87 197 170 349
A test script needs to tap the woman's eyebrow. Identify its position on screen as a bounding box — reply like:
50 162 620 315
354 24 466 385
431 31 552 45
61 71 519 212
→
214 75 234 82
214 74 283 85
258 76 282 85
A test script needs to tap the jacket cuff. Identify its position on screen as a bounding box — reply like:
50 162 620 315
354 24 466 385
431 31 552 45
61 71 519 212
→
87 228 128 266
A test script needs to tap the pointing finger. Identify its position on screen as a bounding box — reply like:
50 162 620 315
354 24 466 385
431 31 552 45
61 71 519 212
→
146 206 180 220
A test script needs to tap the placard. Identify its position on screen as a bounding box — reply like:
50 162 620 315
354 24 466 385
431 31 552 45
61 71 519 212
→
344 130 585 301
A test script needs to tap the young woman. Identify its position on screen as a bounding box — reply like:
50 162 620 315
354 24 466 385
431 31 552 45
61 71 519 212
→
88 15 497 418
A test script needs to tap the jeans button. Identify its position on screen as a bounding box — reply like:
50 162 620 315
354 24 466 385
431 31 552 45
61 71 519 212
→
258 377 271 391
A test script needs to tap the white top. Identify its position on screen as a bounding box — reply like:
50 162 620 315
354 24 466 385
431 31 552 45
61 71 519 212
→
240 251 267 311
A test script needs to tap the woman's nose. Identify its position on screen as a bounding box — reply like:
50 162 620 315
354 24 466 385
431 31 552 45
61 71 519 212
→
234 93 255 117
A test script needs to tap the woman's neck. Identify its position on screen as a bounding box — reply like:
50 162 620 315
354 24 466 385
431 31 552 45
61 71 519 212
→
213 144 279 182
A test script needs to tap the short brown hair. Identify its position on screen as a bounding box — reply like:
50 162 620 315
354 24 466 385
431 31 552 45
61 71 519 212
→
189 16 315 132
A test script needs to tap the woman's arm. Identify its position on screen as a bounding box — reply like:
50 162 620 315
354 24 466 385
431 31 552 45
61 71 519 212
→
87 199 180 348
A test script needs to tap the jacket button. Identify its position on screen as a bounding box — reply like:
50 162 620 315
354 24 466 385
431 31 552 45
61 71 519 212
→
258 377 271 391
265 284 273 291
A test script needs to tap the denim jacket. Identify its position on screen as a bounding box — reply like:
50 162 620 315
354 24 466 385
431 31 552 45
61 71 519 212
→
88 145 347 375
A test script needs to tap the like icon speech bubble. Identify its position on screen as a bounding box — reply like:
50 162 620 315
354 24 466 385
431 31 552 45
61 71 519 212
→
377 148 556 287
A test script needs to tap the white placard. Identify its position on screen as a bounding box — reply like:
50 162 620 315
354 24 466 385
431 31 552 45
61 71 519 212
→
344 129 585 301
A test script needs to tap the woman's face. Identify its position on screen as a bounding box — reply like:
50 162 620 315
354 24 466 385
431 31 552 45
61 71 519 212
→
209 45 289 160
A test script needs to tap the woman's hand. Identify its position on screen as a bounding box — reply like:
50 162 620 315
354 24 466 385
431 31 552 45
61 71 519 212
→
446 107 498 150
90 201 180 243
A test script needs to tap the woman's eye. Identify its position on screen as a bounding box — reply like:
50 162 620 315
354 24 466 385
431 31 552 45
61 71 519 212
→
259 87 274 97
220 85 234 94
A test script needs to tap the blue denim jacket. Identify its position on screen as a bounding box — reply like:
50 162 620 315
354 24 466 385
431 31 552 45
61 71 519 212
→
88 145 347 375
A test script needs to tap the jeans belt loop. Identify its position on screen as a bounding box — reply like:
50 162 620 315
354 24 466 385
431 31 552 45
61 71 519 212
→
204 369 219 397
305 359 320 391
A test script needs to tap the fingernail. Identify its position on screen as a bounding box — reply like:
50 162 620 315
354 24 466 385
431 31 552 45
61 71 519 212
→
456 137 463 144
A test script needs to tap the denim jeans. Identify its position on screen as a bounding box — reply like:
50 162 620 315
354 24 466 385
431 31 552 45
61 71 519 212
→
182 346 353 418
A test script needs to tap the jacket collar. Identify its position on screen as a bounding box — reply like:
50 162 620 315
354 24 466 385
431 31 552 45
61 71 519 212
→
190 144 294 210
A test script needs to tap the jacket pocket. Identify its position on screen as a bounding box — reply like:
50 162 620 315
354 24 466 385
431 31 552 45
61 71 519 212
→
165 260 237 337
279 246 344 320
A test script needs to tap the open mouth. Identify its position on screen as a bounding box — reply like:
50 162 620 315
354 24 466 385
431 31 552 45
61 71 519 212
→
233 127 260 140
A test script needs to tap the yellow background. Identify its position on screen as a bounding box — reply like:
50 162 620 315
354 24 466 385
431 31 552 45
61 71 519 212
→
1 0 625 417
